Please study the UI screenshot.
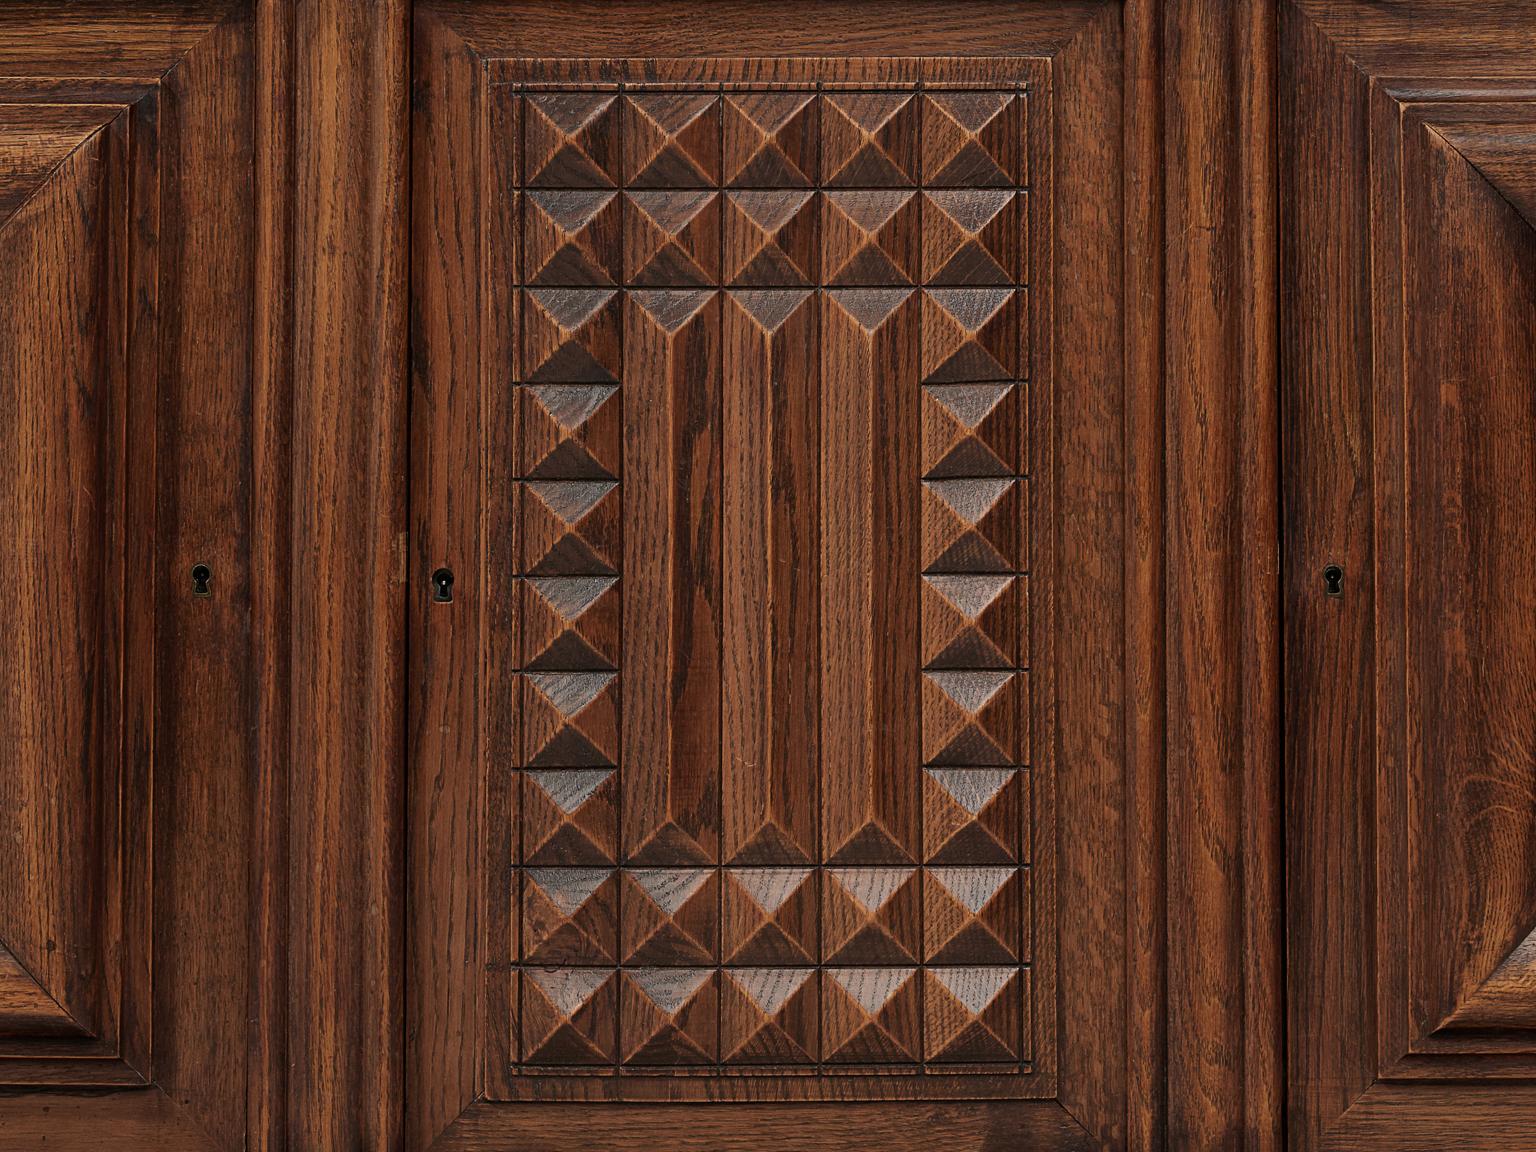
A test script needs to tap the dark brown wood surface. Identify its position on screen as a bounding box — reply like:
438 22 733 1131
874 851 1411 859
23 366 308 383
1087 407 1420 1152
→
0 0 259 1147
5 0 1536 1149
1284 2 1536 1150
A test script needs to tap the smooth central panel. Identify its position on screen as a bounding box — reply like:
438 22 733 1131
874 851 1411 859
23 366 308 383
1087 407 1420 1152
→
500 68 1036 1097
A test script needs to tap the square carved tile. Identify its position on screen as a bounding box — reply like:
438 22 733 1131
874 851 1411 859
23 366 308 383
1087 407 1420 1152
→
619 868 719 965
923 966 1024 1064
522 670 619 769
822 190 918 286
523 189 621 286
521 288 621 384
624 93 721 187
522 574 619 673
922 380 1020 479
519 382 621 481
821 967 920 1063
822 867 920 965
923 767 1024 865
921 91 1022 187
921 287 1020 383
619 968 719 1065
723 92 817 187
720 967 817 1064
720 867 817 965
522 768 619 866
922 476 1020 575
723 190 817 286
822 92 918 187
521 866 619 965
624 190 720 286
921 669 1021 768
522 479 620 576
520 966 619 1065
921 190 1021 286
922 866 1024 964
922 573 1019 671
524 92 621 188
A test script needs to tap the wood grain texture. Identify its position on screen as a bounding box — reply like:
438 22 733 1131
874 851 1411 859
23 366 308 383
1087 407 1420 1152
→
408 0 1142 1139
1285 2 1536 1148
287 0 408 1148
1164 0 1282 1150
0 3 261 1146
1121 1 1166 1150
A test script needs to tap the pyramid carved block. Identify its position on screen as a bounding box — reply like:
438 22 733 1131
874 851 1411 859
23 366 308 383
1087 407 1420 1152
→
923 967 1024 1063
619 968 719 1064
823 190 918 285
822 92 918 187
922 476 1020 574
723 92 818 187
721 867 817 965
921 288 1020 382
923 866 1023 963
525 92 620 188
619 868 719 964
923 767 1024 865
521 867 619 964
522 574 619 672
724 190 817 286
922 669 1020 767
520 382 621 480
922 189 1021 285
522 768 619 866
524 189 621 286
922 573 1019 671
520 967 619 1064
921 92 1022 187
822 867 920 964
720 968 818 1064
624 94 721 187
523 670 619 769
821 967 920 1063
522 479 620 576
522 288 622 383
624 190 720 286
922 380 1020 479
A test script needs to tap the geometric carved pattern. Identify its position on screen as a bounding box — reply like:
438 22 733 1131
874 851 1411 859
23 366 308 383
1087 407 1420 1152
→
508 81 1031 1082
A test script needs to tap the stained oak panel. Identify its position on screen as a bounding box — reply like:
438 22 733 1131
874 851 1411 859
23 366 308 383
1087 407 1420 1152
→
1285 2 1536 1147
411 2 1135 1147
491 74 1034 1096
0 2 258 1148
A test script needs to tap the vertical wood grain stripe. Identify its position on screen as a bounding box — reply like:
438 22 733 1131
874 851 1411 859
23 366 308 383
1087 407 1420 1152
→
721 289 820 866
622 289 723 866
290 0 408 1147
820 289 922 867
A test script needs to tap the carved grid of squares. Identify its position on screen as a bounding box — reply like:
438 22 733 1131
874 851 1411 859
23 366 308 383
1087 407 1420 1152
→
509 83 1032 1074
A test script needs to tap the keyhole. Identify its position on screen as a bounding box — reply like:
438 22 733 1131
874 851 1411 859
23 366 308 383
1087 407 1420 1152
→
432 567 455 604
191 563 212 597
1323 563 1344 598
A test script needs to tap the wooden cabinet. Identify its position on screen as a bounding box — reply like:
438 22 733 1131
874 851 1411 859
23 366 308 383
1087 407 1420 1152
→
0 1 1532 1149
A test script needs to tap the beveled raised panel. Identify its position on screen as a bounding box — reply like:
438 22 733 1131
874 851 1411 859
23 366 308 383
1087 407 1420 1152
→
0 4 257 1146
1285 2 1536 1147
495 72 1037 1098
412 0 1138 1145
0 103 125 1048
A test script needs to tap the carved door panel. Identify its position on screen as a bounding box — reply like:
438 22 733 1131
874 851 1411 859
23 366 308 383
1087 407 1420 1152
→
409 1 1140 1147
1284 3 1536 1149
0 4 260 1148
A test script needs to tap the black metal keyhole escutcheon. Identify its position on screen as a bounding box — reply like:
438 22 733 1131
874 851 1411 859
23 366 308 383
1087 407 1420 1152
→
432 567 455 604
1323 563 1344 598
192 563 212 597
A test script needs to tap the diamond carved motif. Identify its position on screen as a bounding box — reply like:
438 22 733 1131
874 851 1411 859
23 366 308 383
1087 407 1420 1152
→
508 77 1034 1086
